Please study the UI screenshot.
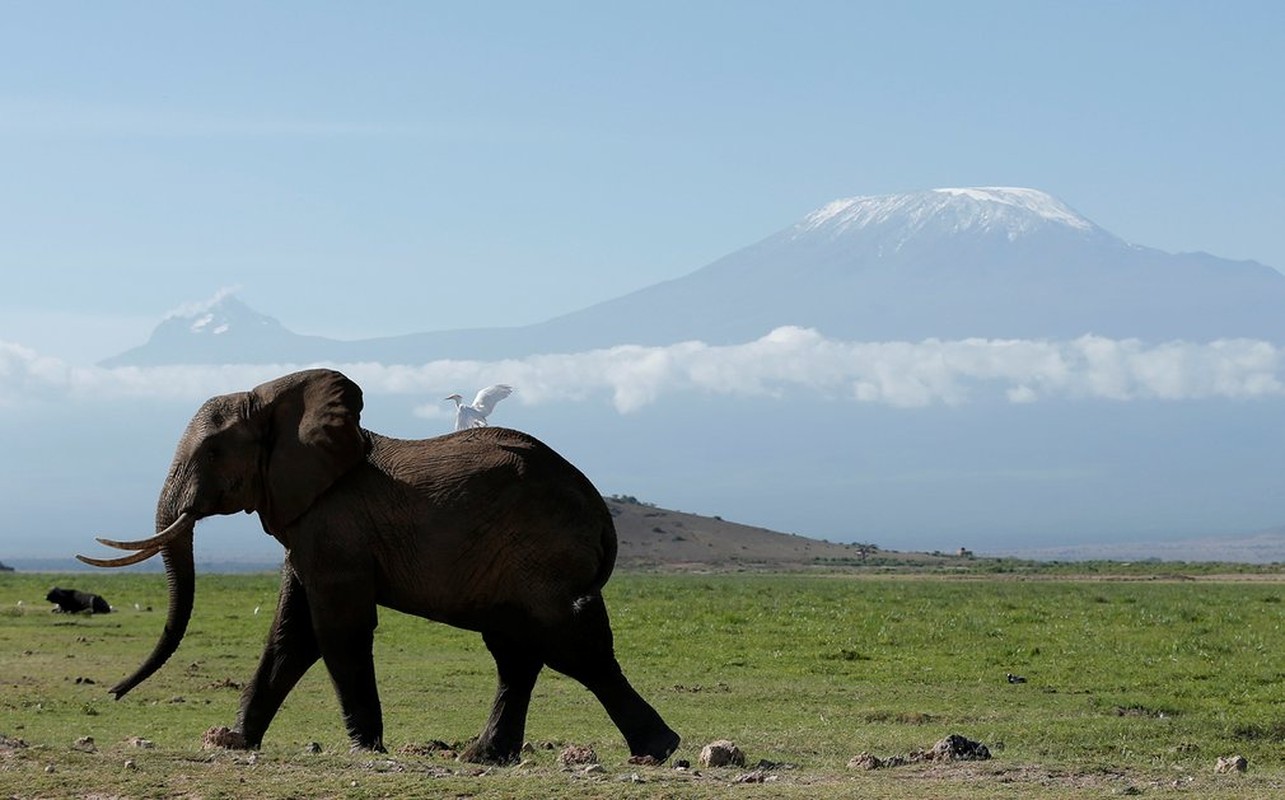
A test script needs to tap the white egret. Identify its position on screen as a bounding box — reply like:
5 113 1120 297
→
445 384 514 431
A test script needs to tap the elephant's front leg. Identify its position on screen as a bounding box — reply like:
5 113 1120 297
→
233 565 321 748
308 579 385 752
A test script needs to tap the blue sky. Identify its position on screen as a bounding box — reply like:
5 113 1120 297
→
2 1 1282 362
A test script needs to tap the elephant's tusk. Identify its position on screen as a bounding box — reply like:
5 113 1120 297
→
76 547 161 569
94 512 194 552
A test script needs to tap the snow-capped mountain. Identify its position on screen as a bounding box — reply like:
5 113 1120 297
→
101 294 338 367
798 187 1102 242
534 186 1285 348
102 187 1285 366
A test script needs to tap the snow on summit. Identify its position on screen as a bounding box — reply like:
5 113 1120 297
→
933 187 1094 230
797 186 1098 242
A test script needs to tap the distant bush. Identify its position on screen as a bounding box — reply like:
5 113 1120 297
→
605 494 656 508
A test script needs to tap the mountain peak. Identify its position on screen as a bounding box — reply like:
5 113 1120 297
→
98 290 336 367
797 186 1099 242
160 289 279 337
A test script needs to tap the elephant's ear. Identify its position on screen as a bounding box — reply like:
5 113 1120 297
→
256 369 366 534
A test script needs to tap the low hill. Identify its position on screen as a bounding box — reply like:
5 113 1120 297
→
605 496 959 570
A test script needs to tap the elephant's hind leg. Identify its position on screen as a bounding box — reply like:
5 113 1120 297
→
234 565 321 748
461 632 544 765
544 593 680 762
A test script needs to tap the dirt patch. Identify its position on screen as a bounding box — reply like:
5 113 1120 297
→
397 740 457 758
558 744 598 767
201 726 247 750
204 678 245 691
849 734 991 770
0 734 28 756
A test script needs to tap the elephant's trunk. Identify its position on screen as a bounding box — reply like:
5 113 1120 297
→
77 487 199 699
108 522 196 699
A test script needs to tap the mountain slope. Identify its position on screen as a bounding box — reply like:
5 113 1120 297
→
101 187 1285 366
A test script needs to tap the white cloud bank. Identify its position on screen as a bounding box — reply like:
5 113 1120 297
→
2 328 1283 412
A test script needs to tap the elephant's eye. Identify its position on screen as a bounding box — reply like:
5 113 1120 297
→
205 446 221 462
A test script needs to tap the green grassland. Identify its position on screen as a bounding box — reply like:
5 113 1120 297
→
3 569 1285 798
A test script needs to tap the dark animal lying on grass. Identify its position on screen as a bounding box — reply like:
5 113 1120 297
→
47 587 112 614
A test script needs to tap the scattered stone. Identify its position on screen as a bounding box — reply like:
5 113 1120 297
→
582 763 605 775
734 770 768 783
521 741 536 754
926 734 991 762
202 726 247 750
674 759 691 770
1006 673 1027 684
72 736 96 753
304 742 322 754
559 744 599 767
127 737 155 749
44 764 55 774
699 739 745 768
74 677 96 685
1215 755 1248 774
628 754 661 766
123 759 138 771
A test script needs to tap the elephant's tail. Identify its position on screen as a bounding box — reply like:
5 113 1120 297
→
590 503 619 593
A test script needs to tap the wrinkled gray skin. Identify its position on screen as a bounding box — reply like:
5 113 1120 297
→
80 369 679 764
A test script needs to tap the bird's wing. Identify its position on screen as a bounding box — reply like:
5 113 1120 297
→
470 384 514 416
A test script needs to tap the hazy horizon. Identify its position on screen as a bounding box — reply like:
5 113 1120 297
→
3 3 1283 563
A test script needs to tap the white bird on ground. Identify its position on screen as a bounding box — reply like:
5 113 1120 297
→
445 384 514 431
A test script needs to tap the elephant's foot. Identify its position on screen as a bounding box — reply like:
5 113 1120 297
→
202 726 250 750
628 727 681 764
348 736 387 754
459 737 521 766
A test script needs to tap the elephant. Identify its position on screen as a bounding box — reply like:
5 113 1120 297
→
78 368 679 764
47 587 112 614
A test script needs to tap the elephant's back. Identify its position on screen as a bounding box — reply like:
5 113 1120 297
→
393 427 604 503
366 429 618 607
